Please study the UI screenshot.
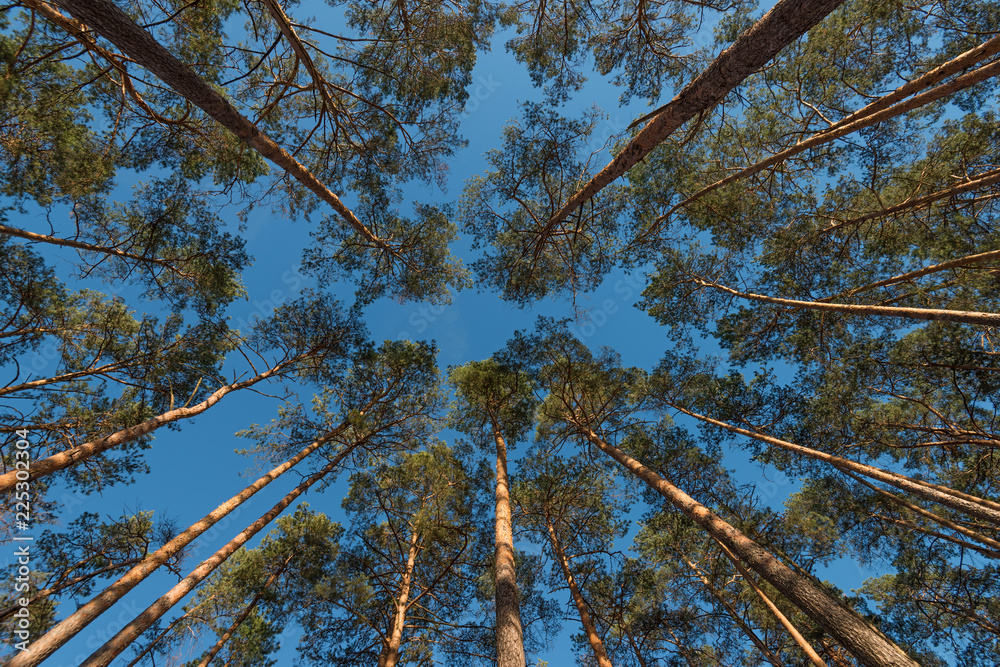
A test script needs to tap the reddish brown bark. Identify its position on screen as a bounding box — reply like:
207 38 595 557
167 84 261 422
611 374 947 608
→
689 275 1000 328
647 36 1000 233
195 554 294 667
668 403 1000 525
0 355 303 493
48 0 391 253
678 553 785 667
79 454 345 667
545 517 613 667
378 528 420 667
542 0 846 231
571 421 919 667
493 427 526 667
6 425 347 667
712 539 828 667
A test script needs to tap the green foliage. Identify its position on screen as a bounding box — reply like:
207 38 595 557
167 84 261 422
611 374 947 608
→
461 103 628 303
449 358 538 446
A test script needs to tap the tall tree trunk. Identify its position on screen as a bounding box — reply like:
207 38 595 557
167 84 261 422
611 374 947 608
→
493 426 526 667
712 538 828 667
570 420 919 667
46 0 390 253
6 425 348 667
123 597 217 667
195 554 294 667
645 35 1000 233
0 354 304 492
839 471 1000 557
378 528 420 667
689 275 1000 328
677 553 786 667
545 516 613 667
79 454 344 667
816 167 1000 238
669 403 1000 524
0 356 155 397
541 0 845 231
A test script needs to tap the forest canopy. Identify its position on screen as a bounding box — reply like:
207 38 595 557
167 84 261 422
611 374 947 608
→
1 0 999 665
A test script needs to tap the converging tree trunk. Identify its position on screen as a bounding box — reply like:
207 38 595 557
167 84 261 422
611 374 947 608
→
569 419 919 667
0 355 305 493
6 425 349 667
545 517 613 667
668 403 1000 525
79 454 344 667
46 0 391 252
494 426 527 667
645 35 1000 234
542 0 845 231
688 275 1000 328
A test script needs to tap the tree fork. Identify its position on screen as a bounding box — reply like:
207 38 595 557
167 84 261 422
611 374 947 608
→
378 528 420 667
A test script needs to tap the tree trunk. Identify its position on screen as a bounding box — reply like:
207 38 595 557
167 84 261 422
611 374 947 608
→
378 528 420 667
820 246 1000 304
678 553 786 667
0 223 200 279
572 421 919 667
545 516 613 667
542 0 845 231
47 0 389 252
712 538 828 667
648 35 1000 233
840 470 1000 557
79 454 344 667
493 427 526 667
6 425 348 667
0 355 303 493
670 403 1000 525
690 275 1000 328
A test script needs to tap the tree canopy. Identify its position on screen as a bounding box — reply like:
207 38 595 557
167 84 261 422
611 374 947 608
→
2 0 999 665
